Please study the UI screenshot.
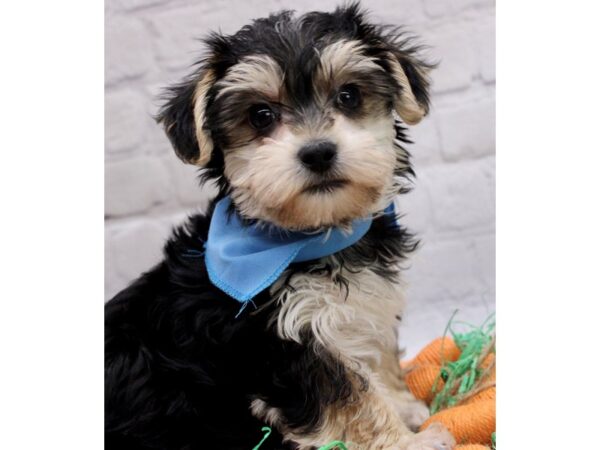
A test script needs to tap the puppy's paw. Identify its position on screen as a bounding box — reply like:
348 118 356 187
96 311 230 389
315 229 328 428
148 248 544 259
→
404 422 455 450
396 399 430 432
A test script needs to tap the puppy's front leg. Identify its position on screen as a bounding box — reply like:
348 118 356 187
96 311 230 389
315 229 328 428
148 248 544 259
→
329 377 454 450
252 374 454 450
376 349 430 432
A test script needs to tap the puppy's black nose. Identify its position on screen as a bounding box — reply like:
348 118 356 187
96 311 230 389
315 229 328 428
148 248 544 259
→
298 140 337 173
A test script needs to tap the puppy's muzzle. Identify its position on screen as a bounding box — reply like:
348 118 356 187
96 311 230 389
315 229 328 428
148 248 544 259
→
297 140 337 174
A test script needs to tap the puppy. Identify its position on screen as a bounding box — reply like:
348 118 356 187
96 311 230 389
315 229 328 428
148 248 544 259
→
105 3 455 449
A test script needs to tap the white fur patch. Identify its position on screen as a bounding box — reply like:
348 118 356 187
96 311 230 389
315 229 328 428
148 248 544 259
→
271 256 404 368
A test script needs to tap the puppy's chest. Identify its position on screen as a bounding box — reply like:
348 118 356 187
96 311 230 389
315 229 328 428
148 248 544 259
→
271 259 405 366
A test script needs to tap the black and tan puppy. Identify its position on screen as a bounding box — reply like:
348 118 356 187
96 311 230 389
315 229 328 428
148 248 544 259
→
105 3 455 449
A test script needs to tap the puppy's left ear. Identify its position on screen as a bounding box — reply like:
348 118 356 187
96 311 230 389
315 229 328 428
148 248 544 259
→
156 69 216 166
384 48 433 125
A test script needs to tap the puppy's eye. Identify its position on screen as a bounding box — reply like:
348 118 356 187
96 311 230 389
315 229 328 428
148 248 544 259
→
248 104 276 130
337 85 361 109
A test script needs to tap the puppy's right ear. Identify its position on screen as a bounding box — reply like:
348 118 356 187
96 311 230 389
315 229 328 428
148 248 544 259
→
157 69 216 166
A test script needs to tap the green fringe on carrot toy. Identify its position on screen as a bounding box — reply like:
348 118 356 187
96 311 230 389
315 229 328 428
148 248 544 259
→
402 315 496 449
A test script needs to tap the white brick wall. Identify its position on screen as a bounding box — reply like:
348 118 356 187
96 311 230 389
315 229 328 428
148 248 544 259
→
105 0 496 355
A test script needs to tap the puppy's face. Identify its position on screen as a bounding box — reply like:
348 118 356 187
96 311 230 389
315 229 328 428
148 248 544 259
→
158 4 432 230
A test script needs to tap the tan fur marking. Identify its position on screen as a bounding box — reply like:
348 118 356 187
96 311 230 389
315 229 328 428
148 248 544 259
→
314 40 384 99
386 56 426 125
250 399 284 428
192 69 216 166
215 55 284 101
377 347 431 431
284 375 415 449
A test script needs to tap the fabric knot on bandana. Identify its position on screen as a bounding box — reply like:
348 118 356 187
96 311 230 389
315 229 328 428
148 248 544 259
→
204 196 395 305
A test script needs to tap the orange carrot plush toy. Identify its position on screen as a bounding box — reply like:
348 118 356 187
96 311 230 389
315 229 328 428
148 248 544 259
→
402 322 496 450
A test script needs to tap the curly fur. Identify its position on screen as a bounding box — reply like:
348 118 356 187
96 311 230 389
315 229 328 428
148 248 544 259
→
105 3 441 449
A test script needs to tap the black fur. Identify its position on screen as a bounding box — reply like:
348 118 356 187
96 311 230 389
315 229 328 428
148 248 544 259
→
105 200 414 449
158 76 202 163
108 3 427 449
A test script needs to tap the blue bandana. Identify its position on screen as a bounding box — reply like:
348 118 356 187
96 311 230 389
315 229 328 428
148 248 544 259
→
204 197 389 304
